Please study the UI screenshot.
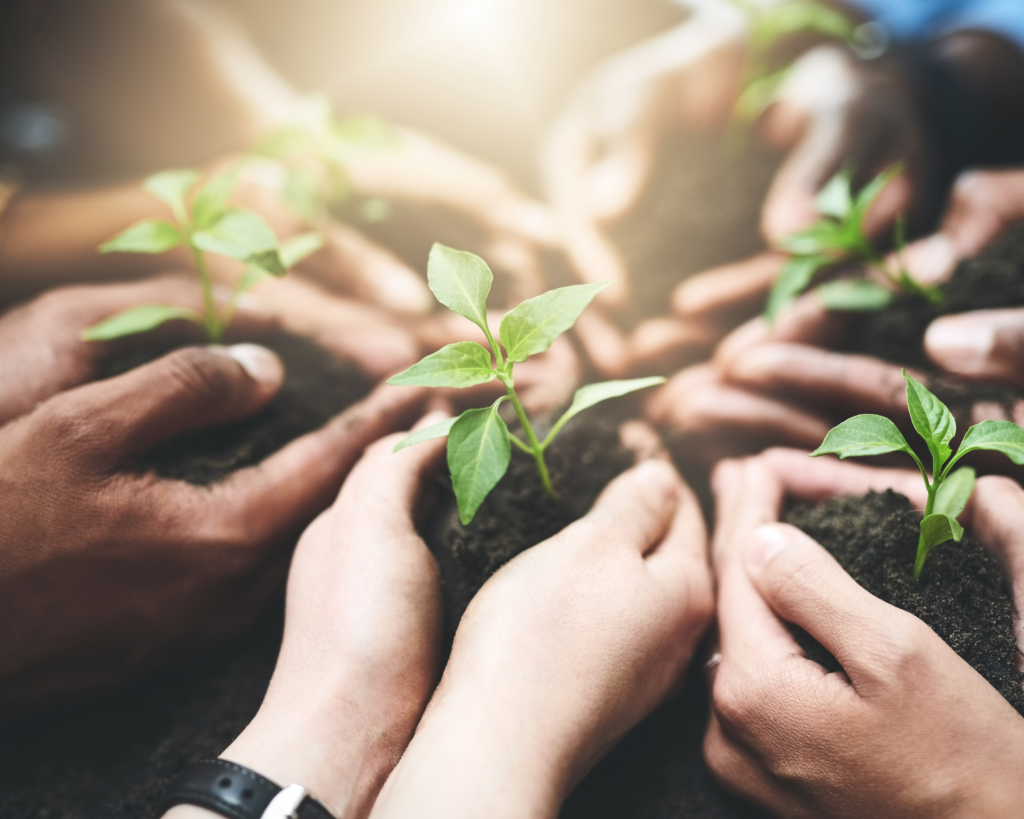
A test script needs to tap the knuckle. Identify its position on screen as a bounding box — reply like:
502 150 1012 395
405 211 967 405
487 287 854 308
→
37 401 118 461
711 666 758 728
953 170 995 204
164 349 240 405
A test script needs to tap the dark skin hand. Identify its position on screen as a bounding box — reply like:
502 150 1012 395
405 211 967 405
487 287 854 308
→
705 449 1024 818
0 282 426 715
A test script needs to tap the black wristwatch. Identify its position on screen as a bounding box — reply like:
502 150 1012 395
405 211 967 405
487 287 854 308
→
159 759 337 819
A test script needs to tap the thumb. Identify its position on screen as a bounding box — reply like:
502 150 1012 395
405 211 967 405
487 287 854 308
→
57 344 284 462
744 523 900 683
925 309 1024 390
575 459 681 555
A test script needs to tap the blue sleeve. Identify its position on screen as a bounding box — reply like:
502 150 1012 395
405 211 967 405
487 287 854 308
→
850 0 1024 50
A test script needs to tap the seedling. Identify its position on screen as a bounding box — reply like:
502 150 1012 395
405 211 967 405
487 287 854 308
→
251 94 398 225
82 167 324 343
728 0 855 125
766 165 944 323
388 244 665 525
813 370 1024 578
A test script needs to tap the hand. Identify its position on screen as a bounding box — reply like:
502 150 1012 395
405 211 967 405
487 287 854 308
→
705 449 1024 818
164 417 450 819
543 6 746 307
372 459 714 819
0 335 425 713
0 276 274 425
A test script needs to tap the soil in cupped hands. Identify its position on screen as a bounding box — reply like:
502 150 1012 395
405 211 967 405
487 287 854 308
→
838 223 1024 423
785 489 1024 717
96 329 374 484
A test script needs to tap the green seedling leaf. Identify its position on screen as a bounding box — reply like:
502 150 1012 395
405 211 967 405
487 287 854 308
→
81 304 202 341
100 220 184 254
777 221 850 256
499 282 610 363
237 265 272 295
933 467 976 518
330 114 401 157
193 209 279 262
811 414 915 460
916 513 964 578
544 377 666 446
953 420 1024 467
903 370 955 468
815 169 853 219
247 249 287 277
895 269 945 305
816 279 893 312
191 166 240 229
144 169 201 223
427 244 494 339
765 255 830 322
851 163 903 231
388 342 496 389
448 399 511 525
280 232 325 268
393 417 458 453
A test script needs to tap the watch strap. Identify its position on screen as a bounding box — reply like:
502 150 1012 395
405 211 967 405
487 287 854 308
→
159 759 334 819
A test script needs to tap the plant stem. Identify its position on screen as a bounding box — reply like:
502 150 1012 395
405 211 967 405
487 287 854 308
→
914 475 938 579
500 378 556 499
190 245 222 343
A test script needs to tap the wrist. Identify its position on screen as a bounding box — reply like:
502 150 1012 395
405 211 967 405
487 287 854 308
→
219 686 408 819
373 685 568 819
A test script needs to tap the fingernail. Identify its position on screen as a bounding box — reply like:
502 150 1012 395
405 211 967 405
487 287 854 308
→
924 316 995 374
220 344 284 390
631 459 677 500
904 233 956 284
746 524 792 571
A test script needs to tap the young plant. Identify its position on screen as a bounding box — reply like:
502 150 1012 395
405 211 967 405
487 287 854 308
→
766 165 944 323
812 370 1024 578
388 244 665 525
83 167 324 343
728 0 855 125
251 94 398 225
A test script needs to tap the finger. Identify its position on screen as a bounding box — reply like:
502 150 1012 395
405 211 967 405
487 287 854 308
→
943 170 1024 260
574 459 681 556
45 344 284 463
300 223 433 316
672 253 784 323
758 448 928 509
711 457 786 573
204 383 428 544
963 476 1024 653
925 309 1024 390
328 410 451 537
703 713 784 813
643 469 712 593
722 343 908 416
562 218 632 307
745 522 910 687
585 134 656 223
573 310 631 379
626 316 721 375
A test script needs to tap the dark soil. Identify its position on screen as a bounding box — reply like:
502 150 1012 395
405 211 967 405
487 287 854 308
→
785 490 1024 716
610 130 782 329
839 223 1024 421
96 330 373 485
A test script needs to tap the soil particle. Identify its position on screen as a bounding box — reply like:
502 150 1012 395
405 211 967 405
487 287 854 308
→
785 490 1024 716
839 223 1024 420
96 330 373 485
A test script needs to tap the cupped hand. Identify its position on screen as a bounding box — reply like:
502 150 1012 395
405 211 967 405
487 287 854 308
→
705 449 1024 819
371 458 714 819
543 6 746 308
0 337 426 713
0 275 275 425
177 418 452 819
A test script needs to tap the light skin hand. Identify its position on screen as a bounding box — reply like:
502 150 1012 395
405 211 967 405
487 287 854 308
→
164 418 449 819
0 335 426 713
371 459 714 819
706 450 1024 819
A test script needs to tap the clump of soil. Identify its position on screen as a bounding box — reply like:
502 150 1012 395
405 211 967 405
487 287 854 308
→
96 330 373 485
424 409 635 643
610 130 782 329
785 490 1024 716
839 223 1024 420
